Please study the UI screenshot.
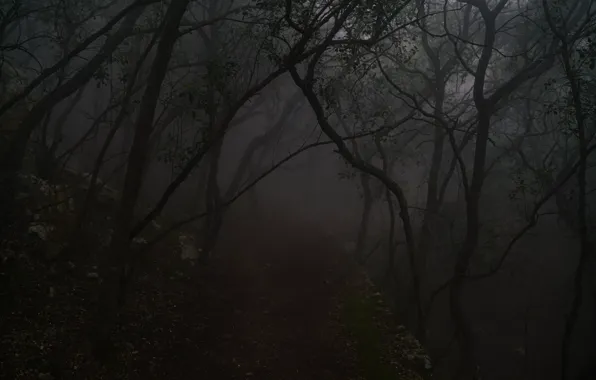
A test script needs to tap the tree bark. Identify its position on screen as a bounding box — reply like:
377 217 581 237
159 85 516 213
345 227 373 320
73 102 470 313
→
92 0 190 359
76 31 158 234
449 108 491 380
224 90 303 200
200 138 223 263
0 4 147 239
543 3 594 376
375 134 397 288
289 65 423 342
355 173 373 264
0 0 157 119
447 1 556 376
126 0 362 239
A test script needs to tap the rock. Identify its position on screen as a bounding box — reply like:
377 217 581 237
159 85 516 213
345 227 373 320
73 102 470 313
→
179 235 199 261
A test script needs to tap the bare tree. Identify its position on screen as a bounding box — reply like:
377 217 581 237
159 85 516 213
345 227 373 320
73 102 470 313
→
541 1 596 378
93 0 193 357
0 0 154 238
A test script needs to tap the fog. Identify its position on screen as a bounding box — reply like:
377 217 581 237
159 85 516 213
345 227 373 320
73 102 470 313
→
1 0 595 379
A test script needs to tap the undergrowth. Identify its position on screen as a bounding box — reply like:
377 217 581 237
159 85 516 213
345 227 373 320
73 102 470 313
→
340 272 430 380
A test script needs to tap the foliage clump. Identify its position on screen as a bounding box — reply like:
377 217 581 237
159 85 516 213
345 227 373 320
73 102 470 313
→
341 269 430 380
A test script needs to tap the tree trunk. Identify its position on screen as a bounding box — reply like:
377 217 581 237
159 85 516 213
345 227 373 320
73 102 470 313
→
224 91 303 200
416 92 446 341
0 5 147 240
419 92 446 276
69 32 157 249
444 2 555 375
0 0 156 119
355 173 373 264
557 33 590 380
200 138 223 263
290 64 423 343
450 108 491 380
92 0 190 358
375 135 396 287
333 100 375 265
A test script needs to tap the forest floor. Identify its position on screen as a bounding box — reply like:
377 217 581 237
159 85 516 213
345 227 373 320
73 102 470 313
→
1 205 427 379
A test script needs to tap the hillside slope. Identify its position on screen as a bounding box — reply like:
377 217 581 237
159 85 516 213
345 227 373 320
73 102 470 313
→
1 205 428 379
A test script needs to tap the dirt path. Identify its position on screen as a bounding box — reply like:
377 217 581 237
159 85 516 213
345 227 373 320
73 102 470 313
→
190 211 359 379
2 208 423 379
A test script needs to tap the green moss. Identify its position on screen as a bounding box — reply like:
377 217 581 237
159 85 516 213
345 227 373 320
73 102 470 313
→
342 292 398 379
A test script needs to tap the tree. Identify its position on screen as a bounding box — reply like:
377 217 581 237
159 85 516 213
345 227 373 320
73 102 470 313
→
88 0 423 356
223 88 305 215
92 0 193 357
428 1 559 376
0 0 157 239
373 0 477 342
541 1 596 378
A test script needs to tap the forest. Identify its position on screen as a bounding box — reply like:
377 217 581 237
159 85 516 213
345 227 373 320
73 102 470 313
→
0 0 595 379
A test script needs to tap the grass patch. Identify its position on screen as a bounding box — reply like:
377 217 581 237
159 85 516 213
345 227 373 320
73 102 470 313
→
342 291 398 380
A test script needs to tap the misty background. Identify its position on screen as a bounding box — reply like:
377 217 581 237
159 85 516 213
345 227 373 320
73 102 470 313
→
1 0 596 379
